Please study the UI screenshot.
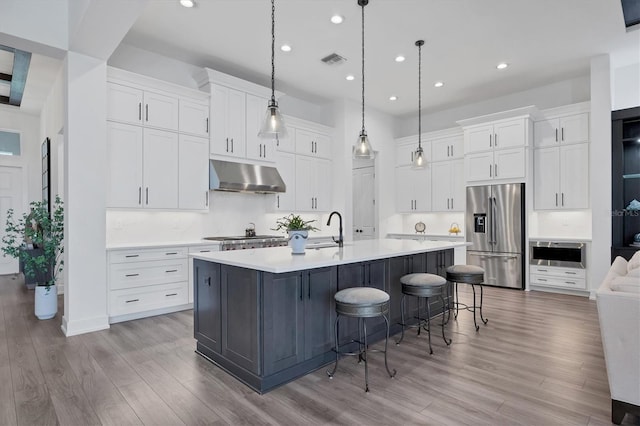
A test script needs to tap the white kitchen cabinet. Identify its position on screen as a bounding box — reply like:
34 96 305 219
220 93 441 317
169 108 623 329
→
107 122 143 208
144 91 180 131
431 134 463 162
245 93 276 162
295 128 331 159
107 83 144 125
295 156 331 212
395 165 431 213
275 129 295 153
530 265 586 290
431 159 464 212
274 151 296 212
210 84 246 158
106 124 179 209
178 134 210 210
179 98 209 137
108 246 191 323
143 129 179 209
395 139 421 167
534 112 589 148
465 118 526 154
534 143 589 210
465 148 525 183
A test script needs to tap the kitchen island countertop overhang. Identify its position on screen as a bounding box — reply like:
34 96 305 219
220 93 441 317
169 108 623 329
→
189 238 469 273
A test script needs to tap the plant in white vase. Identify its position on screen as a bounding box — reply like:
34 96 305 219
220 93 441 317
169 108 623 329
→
273 214 319 255
2 195 64 319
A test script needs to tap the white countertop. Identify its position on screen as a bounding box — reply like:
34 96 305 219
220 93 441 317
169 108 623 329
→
106 240 221 250
387 233 465 240
528 236 592 243
191 239 469 273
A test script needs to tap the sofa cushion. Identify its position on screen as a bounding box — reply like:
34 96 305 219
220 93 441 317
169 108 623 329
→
627 250 640 273
610 276 640 293
611 256 629 277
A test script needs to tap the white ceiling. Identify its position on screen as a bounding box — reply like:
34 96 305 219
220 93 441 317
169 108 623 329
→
123 0 640 117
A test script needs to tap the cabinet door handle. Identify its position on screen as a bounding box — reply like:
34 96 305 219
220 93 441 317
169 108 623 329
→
165 252 178 255
561 127 564 141
538 278 547 282
138 103 142 121
206 276 211 287
311 198 314 209
451 198 454 210
565 281 576 285
494 164 497 177
145 104 149 122
125 254 139 258
411 151 414 162
138 187 142 205
199 250 210 253
259 144 262 157
561 193 564 206
450 145 454 157
447 145 450 157
494 133 497 147
489 164 492 177
311 141 314 153
276 136 279 147
277 195 280 208
165 269 178 273
165 293 178 297
226 137 229 152
447 198 450 209
555 193 558 206
555 128 558 142
231 138 234 152
206 117 209 134
205 191 209 207
489 134 492 147
125 299 139 303
145 187 149 205
125 273 139 277
565 271 577 275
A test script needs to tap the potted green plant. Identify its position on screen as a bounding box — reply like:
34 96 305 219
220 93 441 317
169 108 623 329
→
2 195 64 319
273 214 319 254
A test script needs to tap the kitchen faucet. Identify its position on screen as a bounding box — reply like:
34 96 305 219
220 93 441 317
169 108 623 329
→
326 211 343 248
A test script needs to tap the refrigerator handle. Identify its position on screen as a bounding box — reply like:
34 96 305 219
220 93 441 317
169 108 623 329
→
491 196 497 245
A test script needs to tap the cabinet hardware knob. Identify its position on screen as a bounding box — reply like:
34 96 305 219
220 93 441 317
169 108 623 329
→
165 269 178 273
165 252 178 255
165 293 178 297
199 250 210 253
125 299 139 303
125 273 139 277
125 254 139 258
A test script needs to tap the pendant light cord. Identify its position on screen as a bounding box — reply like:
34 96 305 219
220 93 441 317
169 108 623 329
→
418 41 422 149
270 0 276 103
361 1 365 134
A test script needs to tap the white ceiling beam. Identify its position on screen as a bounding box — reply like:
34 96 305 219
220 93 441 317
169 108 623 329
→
69 0 149 60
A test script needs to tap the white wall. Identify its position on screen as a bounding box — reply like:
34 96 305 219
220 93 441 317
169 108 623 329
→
394 75 591 137
612 62 640 111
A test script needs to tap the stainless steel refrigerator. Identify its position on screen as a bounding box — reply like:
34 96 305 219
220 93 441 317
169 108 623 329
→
465 183 525 289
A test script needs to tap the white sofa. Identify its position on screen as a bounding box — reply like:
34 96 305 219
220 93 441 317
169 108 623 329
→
596 254 640 424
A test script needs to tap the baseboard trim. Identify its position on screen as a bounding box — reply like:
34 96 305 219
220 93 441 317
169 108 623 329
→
109 303 192 324
61 314 110 336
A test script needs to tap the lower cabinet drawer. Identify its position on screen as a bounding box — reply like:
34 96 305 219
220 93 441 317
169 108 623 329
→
109 259 188 290
530 273 586 290
110 281 188 316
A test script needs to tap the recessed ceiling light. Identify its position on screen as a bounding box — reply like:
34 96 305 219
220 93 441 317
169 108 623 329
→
497 62 509 70
346 75 355 81
280 44 292 52
331 15 344 24
389 96 398 101
179 0 194 7
395 55 405 63
434 81 444 88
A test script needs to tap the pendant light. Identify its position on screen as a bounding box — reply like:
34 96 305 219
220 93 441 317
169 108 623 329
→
259 0 288 138
412 40 426 169
353 0 374 159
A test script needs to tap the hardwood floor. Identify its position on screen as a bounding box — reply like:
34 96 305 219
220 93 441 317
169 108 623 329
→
1 273 638 426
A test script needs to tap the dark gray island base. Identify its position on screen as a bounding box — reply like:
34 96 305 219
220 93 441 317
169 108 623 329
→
193 247 454 393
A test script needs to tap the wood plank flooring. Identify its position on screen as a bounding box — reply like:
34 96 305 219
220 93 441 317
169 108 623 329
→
1 273 638 426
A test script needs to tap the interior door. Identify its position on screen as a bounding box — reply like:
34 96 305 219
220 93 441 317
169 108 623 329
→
352 166 375 240
0 166 23 274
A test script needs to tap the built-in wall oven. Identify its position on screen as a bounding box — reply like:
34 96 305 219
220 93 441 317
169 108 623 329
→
529 241 586 269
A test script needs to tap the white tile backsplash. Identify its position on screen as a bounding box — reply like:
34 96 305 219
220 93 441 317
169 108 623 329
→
528 210 592 239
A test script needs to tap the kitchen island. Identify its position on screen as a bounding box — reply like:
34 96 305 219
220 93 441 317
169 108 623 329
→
191 239 467 393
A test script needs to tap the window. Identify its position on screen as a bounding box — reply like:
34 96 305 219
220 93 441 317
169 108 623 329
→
0 130 20 156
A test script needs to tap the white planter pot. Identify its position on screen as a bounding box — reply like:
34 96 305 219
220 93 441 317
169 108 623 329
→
34 284 57 320
288 230 309 255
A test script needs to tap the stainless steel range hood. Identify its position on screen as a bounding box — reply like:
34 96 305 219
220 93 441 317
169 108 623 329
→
209 159 286 193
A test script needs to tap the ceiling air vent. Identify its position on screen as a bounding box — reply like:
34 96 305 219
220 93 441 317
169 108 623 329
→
321 53 347 65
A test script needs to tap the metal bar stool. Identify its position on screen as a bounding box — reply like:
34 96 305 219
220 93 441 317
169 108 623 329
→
396 273 451 354
446 265 488 331
327 287 396 392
